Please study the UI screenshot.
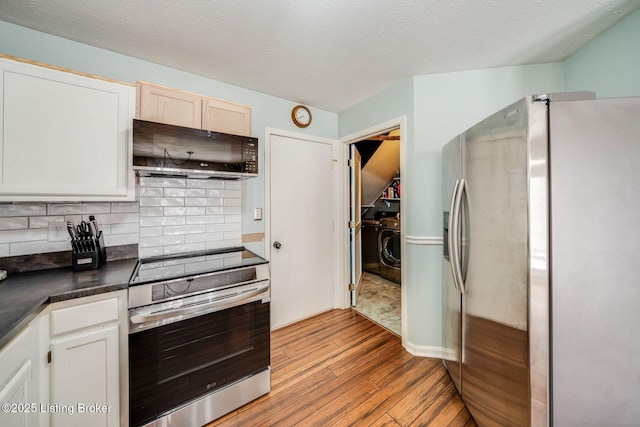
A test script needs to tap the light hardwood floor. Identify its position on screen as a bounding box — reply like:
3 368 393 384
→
207 309 476 427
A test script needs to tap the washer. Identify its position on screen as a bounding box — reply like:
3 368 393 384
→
378 217 401 284
362 219 381 274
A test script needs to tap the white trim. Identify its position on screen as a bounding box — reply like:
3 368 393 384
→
338 116 409 351
264 128 342 312
403 340 443 359
405 235 444 245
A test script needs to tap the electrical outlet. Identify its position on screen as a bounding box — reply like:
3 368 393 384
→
48 222 69 242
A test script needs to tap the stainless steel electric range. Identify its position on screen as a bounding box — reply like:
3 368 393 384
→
127 246 270 427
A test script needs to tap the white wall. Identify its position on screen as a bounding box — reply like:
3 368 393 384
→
0 20 339 257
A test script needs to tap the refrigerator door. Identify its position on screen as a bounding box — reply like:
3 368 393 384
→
550 96 640 426
461 98 531 426
442 134 462 394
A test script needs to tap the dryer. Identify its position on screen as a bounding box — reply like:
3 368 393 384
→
378 217 401 284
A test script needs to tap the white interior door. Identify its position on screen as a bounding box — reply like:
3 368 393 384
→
269 133 334 329
350 145 362 306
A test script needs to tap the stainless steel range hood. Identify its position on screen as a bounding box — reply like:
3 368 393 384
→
132 120 258 180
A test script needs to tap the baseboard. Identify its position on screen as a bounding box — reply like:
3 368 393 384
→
403 340 443 359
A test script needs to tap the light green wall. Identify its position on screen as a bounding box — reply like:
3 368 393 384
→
564 9 640 98
410 64 564 347
0 20 338 257
339 62 564 348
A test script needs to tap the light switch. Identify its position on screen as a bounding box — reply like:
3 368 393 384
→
253 208 262 221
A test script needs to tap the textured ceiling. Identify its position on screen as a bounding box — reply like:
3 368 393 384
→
1 0 639 112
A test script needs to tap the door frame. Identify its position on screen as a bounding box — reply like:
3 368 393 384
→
338 116 407 335
264 128 344 311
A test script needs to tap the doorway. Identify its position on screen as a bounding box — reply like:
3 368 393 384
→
349 127 402 336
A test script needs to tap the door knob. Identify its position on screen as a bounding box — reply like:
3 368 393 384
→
273 241 282 249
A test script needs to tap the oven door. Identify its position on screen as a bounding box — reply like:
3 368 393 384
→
129 293 270 427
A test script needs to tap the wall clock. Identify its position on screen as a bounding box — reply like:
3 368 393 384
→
291 105 312 128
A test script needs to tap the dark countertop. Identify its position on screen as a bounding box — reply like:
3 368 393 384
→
0 258 137 349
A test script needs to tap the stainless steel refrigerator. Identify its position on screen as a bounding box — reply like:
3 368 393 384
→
442 93 640 427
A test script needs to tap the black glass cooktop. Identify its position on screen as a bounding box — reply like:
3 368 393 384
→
129 246 268 286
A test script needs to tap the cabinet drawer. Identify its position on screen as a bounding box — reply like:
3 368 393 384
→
50 297 119 337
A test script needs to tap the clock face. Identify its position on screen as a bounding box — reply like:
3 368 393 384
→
292 105 311 128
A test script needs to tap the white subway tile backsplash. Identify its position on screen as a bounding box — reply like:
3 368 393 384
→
186 207 206 216
0 217 29 230
225 181 242 190
28 216 64 229
164 188 187 197
140 216 186 227
184 232 224 243
140 187 164 197
185 197 219 207
223 198 242 207
109 223 139 235
139 197 185 207
163 242 206 255
0 204 46 217
140 177 187 188
140 207 164 217
139 227 164 238
90 213 139 225
224 231 242 240
103 233 139 247
10 240 71 256
185 215 225 225
140 235 185 248
222 207 242 215
110 202 140 213
206 223 241 233
186 180 225 189
0 176 243 258
0 229 48 244
139 246 163 258
163 207 188 216
163 225 207 236
48 203 111 215
225 215 242 223
185 189 206 198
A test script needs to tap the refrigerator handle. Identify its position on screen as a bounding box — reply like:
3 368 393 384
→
448 179 461 292
451 178 466 294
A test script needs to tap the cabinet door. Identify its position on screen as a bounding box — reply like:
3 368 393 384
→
137 82 202 128
50 325 119 427
0 58 135 201
0 325 38 427
202 98 252 136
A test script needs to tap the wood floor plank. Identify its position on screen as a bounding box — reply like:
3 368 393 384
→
204 309 477 427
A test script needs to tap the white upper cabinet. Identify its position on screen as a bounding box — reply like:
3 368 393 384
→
137 81 252 136
0 57 136 201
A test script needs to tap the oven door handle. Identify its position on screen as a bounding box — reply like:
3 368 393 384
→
129 283 270 325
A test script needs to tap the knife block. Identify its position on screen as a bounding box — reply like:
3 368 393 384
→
71 231 107 272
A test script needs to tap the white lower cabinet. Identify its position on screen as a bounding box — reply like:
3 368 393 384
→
44 291 127 427
49 325 119 427
0 324 39 427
